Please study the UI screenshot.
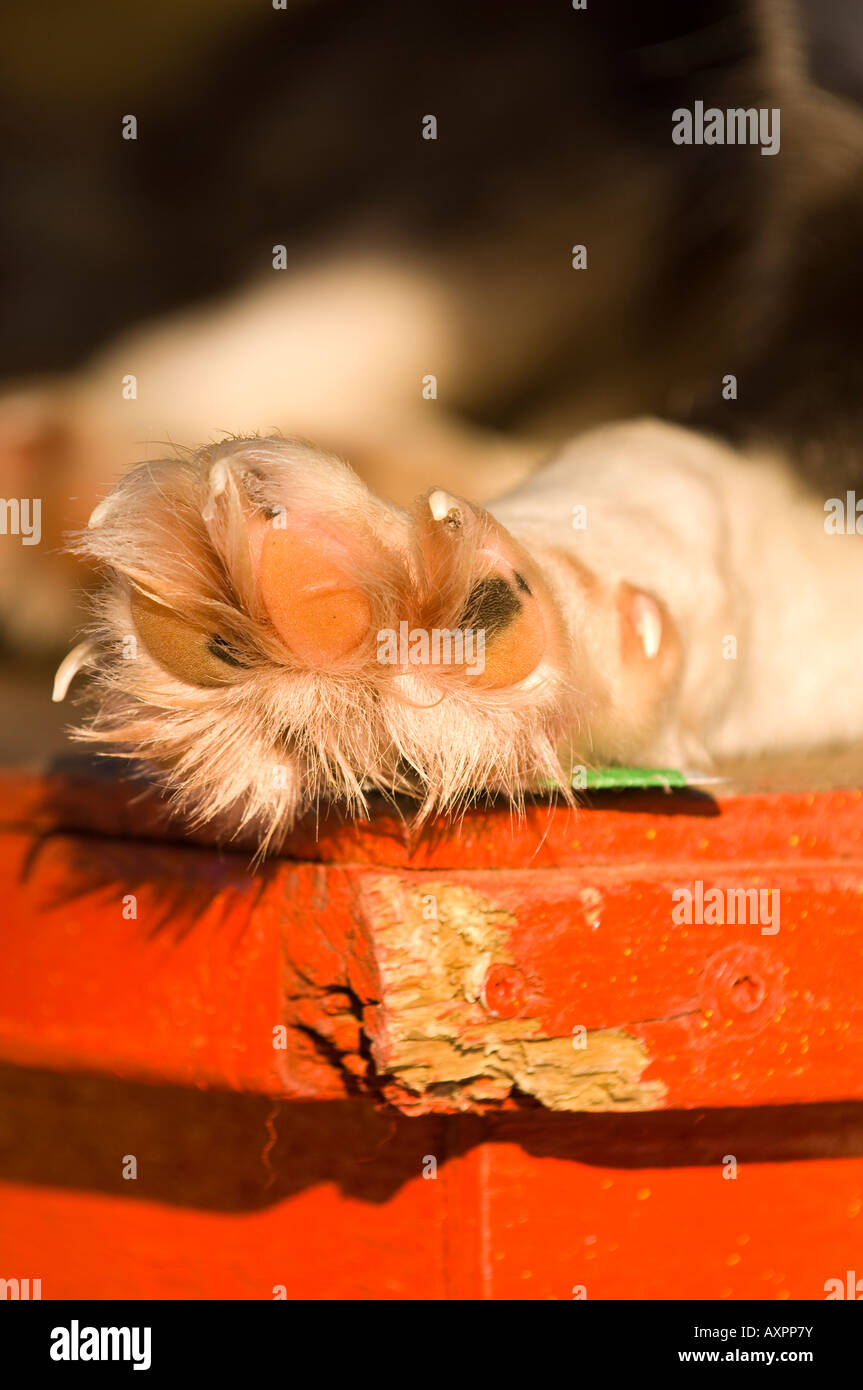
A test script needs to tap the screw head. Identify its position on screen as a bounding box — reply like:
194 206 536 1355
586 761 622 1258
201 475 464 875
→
481 964 526 1018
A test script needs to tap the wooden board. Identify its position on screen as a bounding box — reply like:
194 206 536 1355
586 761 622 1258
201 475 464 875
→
1 759 862 1299
0 764 861 1113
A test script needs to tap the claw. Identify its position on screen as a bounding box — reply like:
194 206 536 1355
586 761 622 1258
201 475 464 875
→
52 638 97 702
428 489 462 527
201 459 230 522
87 498 113 529
631 592 663 660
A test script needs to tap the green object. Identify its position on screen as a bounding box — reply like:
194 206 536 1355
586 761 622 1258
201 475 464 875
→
582 766 689 790
541 767 724 793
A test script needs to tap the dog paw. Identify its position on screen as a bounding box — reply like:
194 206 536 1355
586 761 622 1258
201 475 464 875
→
63 437 581 848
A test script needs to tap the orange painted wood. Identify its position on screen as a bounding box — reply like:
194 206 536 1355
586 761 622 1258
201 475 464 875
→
1 1074 861 1299
0 767 861 1110
1 763 862 1299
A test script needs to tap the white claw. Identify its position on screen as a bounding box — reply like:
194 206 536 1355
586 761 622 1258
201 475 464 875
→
202 459 230 522
428 489 460 522
52 639 97 703
87 497 113 529
632 593 663 660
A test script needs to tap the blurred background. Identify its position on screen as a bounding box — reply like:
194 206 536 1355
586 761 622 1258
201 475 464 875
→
0 0 859 380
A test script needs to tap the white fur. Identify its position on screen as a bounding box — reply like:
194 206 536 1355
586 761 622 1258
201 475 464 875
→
61 420 863 850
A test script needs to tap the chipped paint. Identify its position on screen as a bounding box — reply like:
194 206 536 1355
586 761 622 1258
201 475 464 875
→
359 878 666 1112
